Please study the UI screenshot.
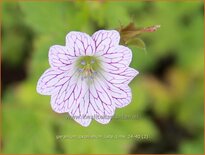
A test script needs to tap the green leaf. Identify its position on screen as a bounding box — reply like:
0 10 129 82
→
2 105 56 154
19 2 73 35
126 38 146 50
2 2 32 66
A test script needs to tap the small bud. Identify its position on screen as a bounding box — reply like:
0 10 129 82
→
142 25 161 32
117 22 160 50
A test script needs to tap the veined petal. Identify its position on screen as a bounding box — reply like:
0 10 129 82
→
36 68 69 95
68 90 92 127
92 30 120 55
112 85 132 108
103 67 139 85
89 77 115 124
89 106 113 124
51 70 88 113
66 31 95 56
101 45 132 73
49 45 75 71
99 74 133 108
68 78 115 125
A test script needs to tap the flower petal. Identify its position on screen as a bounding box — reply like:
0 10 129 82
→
49 45 75 71
89 106 113 124
112 85 132 108
89 77 115 124
66 31 95 56
68 77 115 125
68 90 92 127
36 68 69 95
51 71 88 113
92 30 120 55
103 67 139 85
101 45 132 73
99 75 133 108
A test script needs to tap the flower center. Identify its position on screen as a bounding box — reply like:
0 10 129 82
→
76 56 101 81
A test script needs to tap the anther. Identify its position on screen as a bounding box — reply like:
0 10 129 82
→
78 68 83 72
90 76 94 80
91 59 95 64
93 71 97 75
81 60 86 65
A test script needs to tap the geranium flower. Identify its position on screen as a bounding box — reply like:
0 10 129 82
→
36 30 139 127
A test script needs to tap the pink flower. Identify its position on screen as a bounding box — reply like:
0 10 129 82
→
37 30 139 127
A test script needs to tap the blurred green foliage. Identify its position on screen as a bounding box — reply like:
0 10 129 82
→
1 1 204 154
2 2 32 67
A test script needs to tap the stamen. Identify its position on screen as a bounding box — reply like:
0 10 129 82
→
90 75 94 80
78 68 83 72
76 56 101 81
91 59 95 64
81 60 86 65
93 71 97 75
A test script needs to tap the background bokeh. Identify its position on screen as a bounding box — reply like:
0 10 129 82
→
1 1 204 154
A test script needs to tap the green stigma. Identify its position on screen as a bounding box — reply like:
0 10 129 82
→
76 56 101 80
